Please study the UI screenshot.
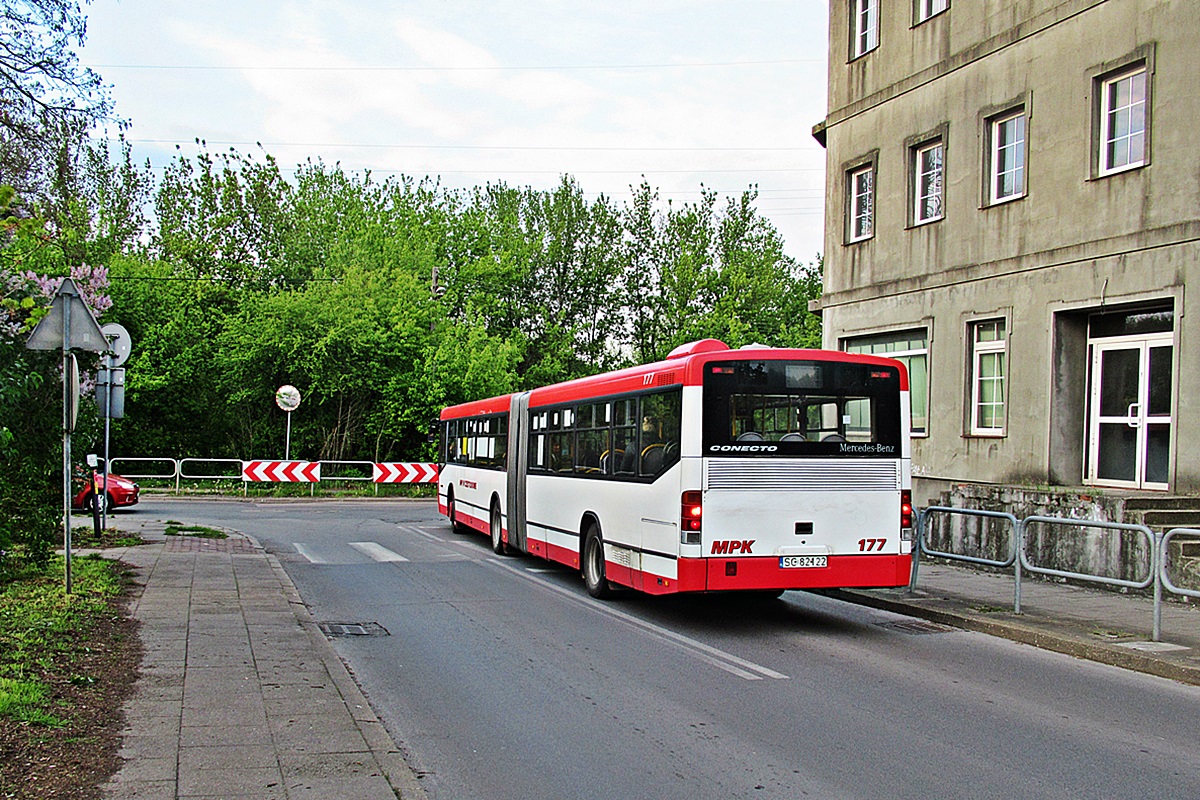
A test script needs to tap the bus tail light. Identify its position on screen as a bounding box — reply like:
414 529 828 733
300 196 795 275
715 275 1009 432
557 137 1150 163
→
900 490 914 541
681 491 702 544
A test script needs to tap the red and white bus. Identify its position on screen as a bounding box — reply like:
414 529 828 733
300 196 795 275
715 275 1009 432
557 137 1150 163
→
438 338 913 598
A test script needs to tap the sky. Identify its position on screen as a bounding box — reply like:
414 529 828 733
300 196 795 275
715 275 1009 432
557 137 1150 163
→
79 1 831 262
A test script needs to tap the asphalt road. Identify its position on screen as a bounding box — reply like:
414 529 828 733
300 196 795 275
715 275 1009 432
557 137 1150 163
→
138 496 1200 800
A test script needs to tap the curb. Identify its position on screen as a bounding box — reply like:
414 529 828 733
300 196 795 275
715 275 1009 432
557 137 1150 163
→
826 588 1200 687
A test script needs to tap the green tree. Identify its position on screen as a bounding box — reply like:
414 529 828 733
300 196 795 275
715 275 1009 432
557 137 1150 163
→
618 182 819 362
102 154 823 468
154 146 297 287
1 227 111 567
0 0 113 196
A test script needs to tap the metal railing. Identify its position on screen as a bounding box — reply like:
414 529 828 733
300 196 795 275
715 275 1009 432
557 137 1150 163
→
913 507 1197 642
1161 528 1200 601
107 456 436 495
109 457 179 487
317 460 378 495
915 506 1021 609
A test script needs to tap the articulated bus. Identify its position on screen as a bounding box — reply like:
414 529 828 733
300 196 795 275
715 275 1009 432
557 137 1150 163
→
437 338 913 598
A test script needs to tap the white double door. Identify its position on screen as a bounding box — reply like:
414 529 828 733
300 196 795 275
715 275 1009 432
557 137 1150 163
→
1086 334 1173 489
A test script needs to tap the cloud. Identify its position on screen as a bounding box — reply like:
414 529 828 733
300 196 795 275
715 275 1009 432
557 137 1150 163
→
83 0 831 257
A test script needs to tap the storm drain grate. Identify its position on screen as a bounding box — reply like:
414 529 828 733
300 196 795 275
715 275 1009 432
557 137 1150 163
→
875 620 957 635
318 621 390 637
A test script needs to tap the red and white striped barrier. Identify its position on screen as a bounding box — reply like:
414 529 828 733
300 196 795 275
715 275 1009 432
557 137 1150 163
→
242 460 321 483
373 462 438 484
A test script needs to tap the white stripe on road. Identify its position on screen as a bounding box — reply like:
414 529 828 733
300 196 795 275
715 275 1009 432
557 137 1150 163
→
398 524 443 542
349 541 410 562
484 558 789 682
293 543 328 564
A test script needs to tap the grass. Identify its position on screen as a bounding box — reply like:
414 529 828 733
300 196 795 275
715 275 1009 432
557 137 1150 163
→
0 556 125 727
1090 628 1135 640
164 524 227 539
969 604 1008 614
70 524 147 549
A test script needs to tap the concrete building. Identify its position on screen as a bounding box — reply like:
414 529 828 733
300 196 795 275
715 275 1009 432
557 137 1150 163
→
813 0 1200 518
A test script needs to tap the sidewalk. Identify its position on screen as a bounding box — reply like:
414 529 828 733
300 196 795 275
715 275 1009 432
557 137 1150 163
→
832 561 1200 686
97 517 427 800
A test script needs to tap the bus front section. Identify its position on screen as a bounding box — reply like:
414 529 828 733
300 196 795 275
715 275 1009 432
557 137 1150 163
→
684 356 913 592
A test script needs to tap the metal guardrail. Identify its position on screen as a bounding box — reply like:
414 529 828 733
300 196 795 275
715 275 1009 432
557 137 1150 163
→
914 507 1194 642
318 460 377 495
1161 528 1200 601
109 457 179 485
915 506 1021 610
178 457 247 496
107 456 436 497
1022 516 1156 590
318 460 375 482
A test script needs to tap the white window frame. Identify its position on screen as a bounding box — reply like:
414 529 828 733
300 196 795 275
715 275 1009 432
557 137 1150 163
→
970 319 1007 436
913 140 944 225
989 110 1026 204
915 0 948 24
1098 66 1147 176
852 0 878 59
844 329 930 437
848 165 874 243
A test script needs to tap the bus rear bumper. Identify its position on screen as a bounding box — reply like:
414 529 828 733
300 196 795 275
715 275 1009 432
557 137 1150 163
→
676 554 912 593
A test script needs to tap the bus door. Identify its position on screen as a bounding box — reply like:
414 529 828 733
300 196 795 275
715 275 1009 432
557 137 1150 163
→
506 392 531 552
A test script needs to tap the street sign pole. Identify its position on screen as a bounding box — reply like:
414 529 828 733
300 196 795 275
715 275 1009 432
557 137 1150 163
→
98 323 131 533
26 278 110 594
61 298 72 593
102 348 112 532
276 385 301 461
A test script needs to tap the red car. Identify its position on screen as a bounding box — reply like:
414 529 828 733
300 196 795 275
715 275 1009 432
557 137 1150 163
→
72 471 140 513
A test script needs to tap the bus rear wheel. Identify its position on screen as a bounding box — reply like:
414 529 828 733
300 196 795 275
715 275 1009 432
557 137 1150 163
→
490 502 508 555
582 524 611 599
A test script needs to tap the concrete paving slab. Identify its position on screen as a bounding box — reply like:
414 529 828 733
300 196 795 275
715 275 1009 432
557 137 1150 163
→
103 521 428 799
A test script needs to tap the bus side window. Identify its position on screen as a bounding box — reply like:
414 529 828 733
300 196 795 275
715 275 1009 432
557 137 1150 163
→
576 402 609 474
551 407 574 472
495 415 508 467
640 389 682 477
528 412 548 472
613 398 637 476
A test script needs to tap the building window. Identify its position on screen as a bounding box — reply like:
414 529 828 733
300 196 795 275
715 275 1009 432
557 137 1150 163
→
845 329 929 435
851 0 878 59
915 0 948 24
913 140 944 225
847 165 874 243
1098 66 1147 176
989 110 1026 203
970 319 1007 435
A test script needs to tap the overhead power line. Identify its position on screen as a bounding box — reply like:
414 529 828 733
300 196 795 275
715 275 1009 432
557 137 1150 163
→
133 164 823 176
85 58 823 73
123 137 818 153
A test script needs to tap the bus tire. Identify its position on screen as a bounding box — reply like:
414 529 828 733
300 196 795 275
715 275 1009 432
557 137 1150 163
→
490 501 508 555
582 524 611 599
447 491 465 534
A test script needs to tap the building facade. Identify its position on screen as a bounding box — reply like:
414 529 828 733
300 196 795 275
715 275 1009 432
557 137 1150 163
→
814 0 1199 508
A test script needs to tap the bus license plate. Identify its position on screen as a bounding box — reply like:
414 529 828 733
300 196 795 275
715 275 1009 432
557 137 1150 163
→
780 555 827 569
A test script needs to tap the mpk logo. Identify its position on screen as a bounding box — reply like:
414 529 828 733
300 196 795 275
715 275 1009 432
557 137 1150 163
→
711 540 755 555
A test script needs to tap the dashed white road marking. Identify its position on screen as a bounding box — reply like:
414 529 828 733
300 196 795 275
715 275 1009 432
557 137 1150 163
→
293 543 328 564
349 541 410 562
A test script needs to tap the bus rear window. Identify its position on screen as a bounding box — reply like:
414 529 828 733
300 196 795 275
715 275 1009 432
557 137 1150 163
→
703 360 902 456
